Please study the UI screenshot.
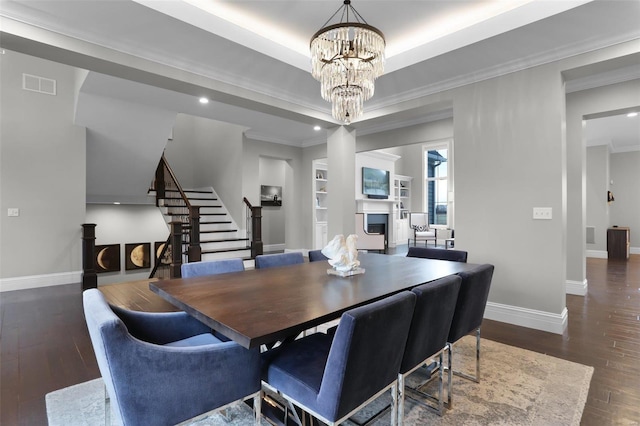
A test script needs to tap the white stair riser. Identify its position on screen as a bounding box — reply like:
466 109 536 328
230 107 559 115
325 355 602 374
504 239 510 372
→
201 250 252 261
201 240 248 250
200 223 235 232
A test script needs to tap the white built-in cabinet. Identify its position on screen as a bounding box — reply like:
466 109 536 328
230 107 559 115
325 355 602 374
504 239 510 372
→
394 175 412 245
313 161 328 249
312 158 415 249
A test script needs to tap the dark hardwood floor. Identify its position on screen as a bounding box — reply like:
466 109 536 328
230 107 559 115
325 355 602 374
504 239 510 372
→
1 254 638 425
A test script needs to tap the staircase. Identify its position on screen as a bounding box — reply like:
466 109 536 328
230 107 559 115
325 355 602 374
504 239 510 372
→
155 187 252 262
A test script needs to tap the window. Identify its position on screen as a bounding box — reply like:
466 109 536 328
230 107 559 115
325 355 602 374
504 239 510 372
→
424 142 450 227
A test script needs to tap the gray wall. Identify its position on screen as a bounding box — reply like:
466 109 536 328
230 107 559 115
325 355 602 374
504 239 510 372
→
0 50 86 280
164 114 246 226
259 157 286 247
243 137 304 249
586 146 611 251
355 67 569 316
85 204 169 284
609 151 640 248
565 78 640 286
454 64 567 315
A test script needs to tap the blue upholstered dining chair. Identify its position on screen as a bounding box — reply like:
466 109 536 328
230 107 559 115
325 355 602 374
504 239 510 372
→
181 258 244 278
261 291 417 426
398 275 461 421
254 252 304 269
406 246 468 263
446 263 494 408
308 249 329 262
82 289 262 426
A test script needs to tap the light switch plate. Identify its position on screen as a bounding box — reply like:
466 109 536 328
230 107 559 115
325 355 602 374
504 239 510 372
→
7 208 19 217
533 207 552 220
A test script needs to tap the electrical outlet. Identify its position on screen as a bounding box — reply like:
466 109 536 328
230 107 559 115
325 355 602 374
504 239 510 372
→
533 207 552 220
7 208 20 217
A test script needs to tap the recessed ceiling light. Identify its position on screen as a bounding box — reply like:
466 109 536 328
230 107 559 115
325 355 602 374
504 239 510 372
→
199 97 209 104
113 202 121 205
313 125 322 131
627 112 638 118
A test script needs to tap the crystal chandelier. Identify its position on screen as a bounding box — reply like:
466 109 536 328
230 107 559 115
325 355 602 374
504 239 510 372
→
310 0 385 124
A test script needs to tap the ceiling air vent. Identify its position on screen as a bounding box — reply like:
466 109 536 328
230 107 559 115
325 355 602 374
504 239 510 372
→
22 73 57 95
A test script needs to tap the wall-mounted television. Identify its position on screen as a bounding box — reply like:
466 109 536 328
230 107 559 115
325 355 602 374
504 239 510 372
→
362 167 390 199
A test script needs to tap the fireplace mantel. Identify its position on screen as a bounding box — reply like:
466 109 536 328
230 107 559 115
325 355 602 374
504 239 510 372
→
356 198 395 214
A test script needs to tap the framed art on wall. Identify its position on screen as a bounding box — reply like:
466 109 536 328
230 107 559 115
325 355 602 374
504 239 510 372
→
95 244 120 273
125 242 151 270
154 241 171 266
261 185 283 206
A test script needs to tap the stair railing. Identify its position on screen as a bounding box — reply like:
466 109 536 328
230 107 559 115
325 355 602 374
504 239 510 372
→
153 155 201 277
149 235 171 279
243 197 263 259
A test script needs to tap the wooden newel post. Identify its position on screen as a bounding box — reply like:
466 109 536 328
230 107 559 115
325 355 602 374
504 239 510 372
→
155 160 165 206
170 221 183 278
81 223 98 290
188 206 201 263
251 206 263 258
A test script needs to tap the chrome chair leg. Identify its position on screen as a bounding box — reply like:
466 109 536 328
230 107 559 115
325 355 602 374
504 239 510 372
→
436 352 444 415
253 392 262 426
453 328 481 383
391 382 398 426
447 342 452 408
448 327 482 408
398 374 405 425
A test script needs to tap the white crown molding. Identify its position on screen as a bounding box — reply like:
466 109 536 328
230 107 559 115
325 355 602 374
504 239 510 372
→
611 145 640 154
0 15 329 121
356 109 454 137
566 279 588 296
301 135 329 148
484 302 568 335
369 34 640 113
0 271 82 292
358 150 401 162
243 130 303 147
565 63 640 93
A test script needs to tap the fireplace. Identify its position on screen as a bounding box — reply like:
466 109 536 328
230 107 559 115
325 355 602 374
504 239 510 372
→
356 198 395 248
366 213 388 238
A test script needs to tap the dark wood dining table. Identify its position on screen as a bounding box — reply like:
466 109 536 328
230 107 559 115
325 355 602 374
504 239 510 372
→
150 253 476 349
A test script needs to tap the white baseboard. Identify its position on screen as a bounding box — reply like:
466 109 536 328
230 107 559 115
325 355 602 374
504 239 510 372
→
0 271 82 292
586 250 607 258
265 244 286 252
587 248 638 257
484 302 568 335
566 279 588 296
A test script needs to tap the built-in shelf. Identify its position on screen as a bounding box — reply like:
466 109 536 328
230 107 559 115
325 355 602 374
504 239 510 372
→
394 175 412 244
314 161 329 249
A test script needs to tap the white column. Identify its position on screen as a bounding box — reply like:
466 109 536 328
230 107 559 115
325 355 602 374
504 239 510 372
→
327 126 356 239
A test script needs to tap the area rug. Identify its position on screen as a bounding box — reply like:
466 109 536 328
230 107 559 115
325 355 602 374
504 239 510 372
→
46 336 593 425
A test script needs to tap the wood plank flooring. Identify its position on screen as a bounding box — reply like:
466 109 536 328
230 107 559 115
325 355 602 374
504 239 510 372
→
0 256 638 425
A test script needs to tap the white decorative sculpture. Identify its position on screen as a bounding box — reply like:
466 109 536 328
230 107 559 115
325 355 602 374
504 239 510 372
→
321 234 364 276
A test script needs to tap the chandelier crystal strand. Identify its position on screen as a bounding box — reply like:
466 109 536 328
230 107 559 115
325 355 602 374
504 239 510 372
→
310 1 385 124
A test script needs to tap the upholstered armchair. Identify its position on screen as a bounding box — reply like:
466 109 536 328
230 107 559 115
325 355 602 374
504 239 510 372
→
83 289 262 426
409 212 436 246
